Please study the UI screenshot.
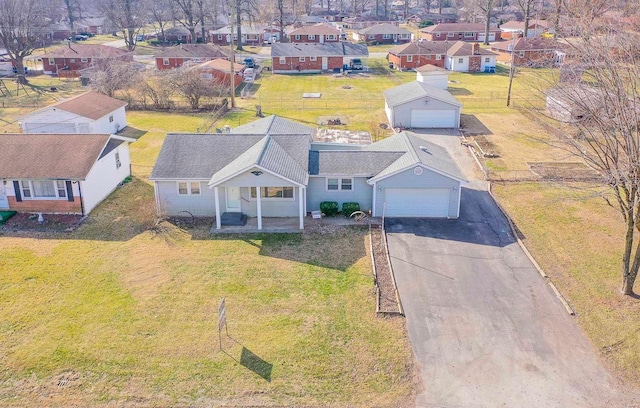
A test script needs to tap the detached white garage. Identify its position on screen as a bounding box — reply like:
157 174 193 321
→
384 80 461 129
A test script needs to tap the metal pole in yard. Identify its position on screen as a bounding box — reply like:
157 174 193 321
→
229 8 236 109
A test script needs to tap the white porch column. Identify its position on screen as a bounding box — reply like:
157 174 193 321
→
214 186 221 229
299 187 305 230
256 186 262 230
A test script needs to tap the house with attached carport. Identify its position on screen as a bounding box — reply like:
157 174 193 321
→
19 91 127 134
150 116 465 231
0 133 133 215
271 42 368 74
384 80 461 129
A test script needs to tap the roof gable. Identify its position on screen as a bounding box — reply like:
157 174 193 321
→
0 134 113 179
388 40 448 55
383 81 461 108
271 42 369 57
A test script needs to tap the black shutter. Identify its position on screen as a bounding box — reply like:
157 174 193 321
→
13 181 21 202
65 180 74 202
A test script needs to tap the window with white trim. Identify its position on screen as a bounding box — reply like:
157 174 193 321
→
464 32 474 37
447 32 455 37
279 57 286 64
70 58 76 63
250 187 294 199
485 57 491 63
368 34 375 39
177 181 201 195
407 55 413 62
20 180 66 199
327 34 335 40
436 33 441 37
294 35 301 40
519 51 525 57
299 56 305 62
109 115 114 123
115 152 121 169
163 58 170 65
436 54 442 60
308 35 315 40
81 57 88 62
48 58 55 65
382 34 391 39
458 58 464 63
326 178 353 191
310 56 317 61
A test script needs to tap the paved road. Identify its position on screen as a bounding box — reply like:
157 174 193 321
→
385 132 637 407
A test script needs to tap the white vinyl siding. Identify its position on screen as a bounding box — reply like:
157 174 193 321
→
80 144 131 214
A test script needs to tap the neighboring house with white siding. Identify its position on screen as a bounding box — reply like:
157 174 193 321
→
19 91 128 134
150 115 466 231
0 133 133 215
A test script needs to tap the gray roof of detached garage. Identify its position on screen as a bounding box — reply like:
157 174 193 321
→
383 80 461 108
271 42 369 57
0 134 111 179
150 133 311 181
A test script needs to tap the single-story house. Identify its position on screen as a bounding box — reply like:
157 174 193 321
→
353 23 412 45
161 26 199 44
210 26 264 46
271 42 368 74
154 44 231 70
499 19 553 39
287 23 342 43
490 37 562 67
150 116 465 229
194 59 245 88
230 115 316 137
296 15 328 26
0 133 133 215
342 16 391 30
421 23 502 42
387 40 448 70
384 80 461 128
407 13 458 24
49 21 90 40
40 44 132 76
415 64 450 90
446 41 497 72
19 91 127 134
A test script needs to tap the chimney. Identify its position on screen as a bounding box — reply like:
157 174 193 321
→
472 42 480 55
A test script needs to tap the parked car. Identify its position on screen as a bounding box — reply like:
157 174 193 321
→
350 58 363 70
68 35 88 41
243 57 255 68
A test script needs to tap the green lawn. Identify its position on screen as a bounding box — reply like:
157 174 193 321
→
492 183 640 386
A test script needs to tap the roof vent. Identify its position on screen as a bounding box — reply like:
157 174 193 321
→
419 145 429 153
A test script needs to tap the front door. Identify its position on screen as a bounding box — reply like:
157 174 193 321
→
322 57 328 70
226 187 241 212
0 183 8 209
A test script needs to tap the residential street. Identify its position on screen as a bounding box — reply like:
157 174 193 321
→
386 133 638 407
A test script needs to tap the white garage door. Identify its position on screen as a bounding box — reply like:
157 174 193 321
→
28 123 77 133
385 188 450 217
477 32 496 42
410 109 457 128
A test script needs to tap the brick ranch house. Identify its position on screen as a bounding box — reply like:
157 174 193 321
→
40 44 132 77
0 134 134 215
210 25 264 46
490 37 564 66
154 44 230 70
286 23 342 43
353 23 413 45
388 40 448 70
420 23 502 43
193 59 245 89
271 42 368 74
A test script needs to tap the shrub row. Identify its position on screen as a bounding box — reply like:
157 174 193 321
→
319 202 360 217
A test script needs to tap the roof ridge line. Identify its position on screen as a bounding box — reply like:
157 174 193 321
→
256 135 271 165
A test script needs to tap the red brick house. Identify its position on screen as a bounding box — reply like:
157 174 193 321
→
421 23 501 42
490 37 563 66
354 23 412 45
387 41 448 70
154 44 231 70
40 44 132 76
286 23 342 43
210 26 264 46
271 42 368 74
193 59 245 88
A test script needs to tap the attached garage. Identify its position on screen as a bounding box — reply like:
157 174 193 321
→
385 188 450 217
409 109 457 128
384 80 461 129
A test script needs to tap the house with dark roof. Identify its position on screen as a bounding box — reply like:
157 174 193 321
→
420 23 502 42
384 80 461 128
490 37 563 67
287 23 342 43
154 44 231 70
271 42 368 74
446 41 497 72
353 23 413 45
193 59 245 88
388 40 449 70
150 115 466 230
40 44 132 77
19 91 128 134
0 133 134 215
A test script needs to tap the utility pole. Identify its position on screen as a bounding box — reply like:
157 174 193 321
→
229 7 236 109
506 35 516 107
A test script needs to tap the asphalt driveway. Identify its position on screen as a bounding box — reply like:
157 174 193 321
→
386 183 635 407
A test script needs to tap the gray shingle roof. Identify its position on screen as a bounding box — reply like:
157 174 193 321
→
359 23 411 36
447 41 497 56
271 42 368 57
154 44 230 59
388 40 449 56
383 81 461 108
309 151 404 176
231 115 315 136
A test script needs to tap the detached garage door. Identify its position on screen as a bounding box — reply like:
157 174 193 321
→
410 109 457 128
27 123 77 133
385 188 450 217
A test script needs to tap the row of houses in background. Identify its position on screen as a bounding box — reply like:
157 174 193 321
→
388 40 498 73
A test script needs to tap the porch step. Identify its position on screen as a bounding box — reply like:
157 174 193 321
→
220 212 247 226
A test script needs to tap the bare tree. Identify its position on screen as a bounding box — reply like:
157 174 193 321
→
89 58 141 97
0 0 51 84
232 0 258 51
166 66 226 109
515 0 535 37
477 0 494 45
536 32 640 295
99 0 147 51
150 0 174 41
175 0 201 42
276 0 285 43
138 71 175 110
62 0 82 31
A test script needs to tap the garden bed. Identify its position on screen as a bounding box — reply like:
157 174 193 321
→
371 225 402 315
0 213 85 232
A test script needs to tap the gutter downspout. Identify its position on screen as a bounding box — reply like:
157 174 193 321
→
77 181 85 216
